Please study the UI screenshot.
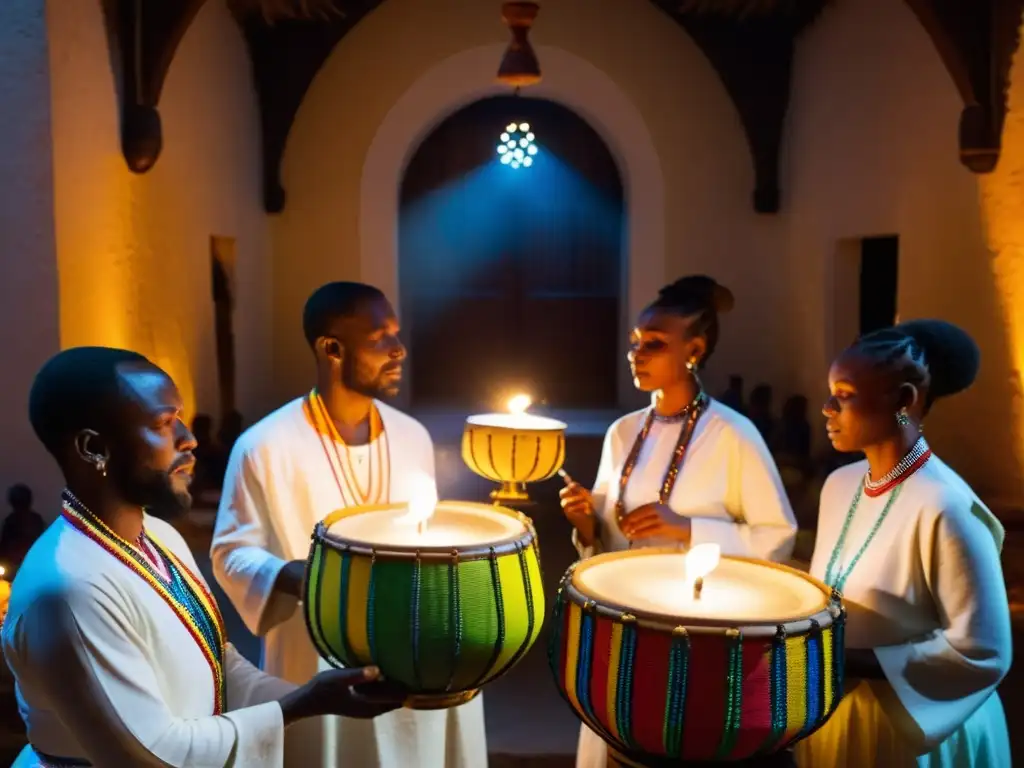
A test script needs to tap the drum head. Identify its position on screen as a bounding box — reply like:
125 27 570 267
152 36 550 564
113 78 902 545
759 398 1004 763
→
326 502 525 550
575 551 829 625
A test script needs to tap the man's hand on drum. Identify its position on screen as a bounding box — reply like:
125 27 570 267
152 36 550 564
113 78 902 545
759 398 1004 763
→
618 502 691 544
279 665 407 725
559 478 597 547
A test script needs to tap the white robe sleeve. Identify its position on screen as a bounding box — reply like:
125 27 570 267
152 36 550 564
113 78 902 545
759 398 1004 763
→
7 583 285 767
211 444 297 637
688 428 797 561
572 424 620 559
225 644 298 709
873 504 1012 752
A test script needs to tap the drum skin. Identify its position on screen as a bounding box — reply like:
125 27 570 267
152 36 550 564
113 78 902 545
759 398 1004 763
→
303 513 545 707
549 559 845 764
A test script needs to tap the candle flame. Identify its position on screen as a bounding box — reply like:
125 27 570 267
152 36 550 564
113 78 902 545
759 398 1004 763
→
684 543 720 586
397 472 438 529
507 393 532 415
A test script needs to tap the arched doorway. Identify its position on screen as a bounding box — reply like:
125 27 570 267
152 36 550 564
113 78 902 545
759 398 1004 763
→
399 95 624 409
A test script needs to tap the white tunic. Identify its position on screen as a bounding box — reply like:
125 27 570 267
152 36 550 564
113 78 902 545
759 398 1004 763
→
210 398 487 768
3 513 295 767
795 457 1012 768
575 399 798 767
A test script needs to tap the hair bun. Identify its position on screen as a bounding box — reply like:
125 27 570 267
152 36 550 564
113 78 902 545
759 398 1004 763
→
895 319 980 398
658 275 735 314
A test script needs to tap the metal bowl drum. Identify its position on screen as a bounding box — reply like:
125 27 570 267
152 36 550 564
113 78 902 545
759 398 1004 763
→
549 548 845 766
303 501 545 709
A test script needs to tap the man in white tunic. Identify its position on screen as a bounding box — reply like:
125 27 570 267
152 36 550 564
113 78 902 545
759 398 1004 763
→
211 282 487 768
797 320 1011 767
4 347 402 767
560 277 797 768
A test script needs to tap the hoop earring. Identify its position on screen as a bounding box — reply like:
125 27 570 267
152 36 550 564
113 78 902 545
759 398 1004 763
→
895 408 911 428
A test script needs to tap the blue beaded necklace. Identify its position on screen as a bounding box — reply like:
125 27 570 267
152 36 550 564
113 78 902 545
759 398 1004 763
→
823 482 905 598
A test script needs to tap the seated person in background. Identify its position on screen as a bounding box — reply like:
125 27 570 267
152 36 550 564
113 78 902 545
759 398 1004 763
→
3 346 403 767
0 484 46 580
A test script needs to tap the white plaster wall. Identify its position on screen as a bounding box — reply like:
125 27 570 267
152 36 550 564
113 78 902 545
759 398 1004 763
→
47 0 272 424
785 0 1022 509
272 0 791 407
0 0 63 505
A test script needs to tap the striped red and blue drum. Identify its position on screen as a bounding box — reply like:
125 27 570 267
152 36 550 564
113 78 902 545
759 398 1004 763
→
549 548 845 765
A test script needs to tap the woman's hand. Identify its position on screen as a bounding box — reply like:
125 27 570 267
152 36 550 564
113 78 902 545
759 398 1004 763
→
618 502 691 544
559 478 597 548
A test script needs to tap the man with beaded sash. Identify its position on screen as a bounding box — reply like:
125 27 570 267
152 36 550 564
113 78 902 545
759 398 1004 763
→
211 282 487 768
794 320 1011 767
3 347 404 767
559 277 798 768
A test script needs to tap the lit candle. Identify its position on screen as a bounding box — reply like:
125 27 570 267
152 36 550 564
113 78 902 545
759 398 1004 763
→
328 475 529 550
0 567 11 623
684 543 720 600
576 550 827 624
466 393 567 432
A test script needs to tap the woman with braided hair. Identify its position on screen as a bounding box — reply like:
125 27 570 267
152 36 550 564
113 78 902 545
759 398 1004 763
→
796 320 1011 767
560 275 798 768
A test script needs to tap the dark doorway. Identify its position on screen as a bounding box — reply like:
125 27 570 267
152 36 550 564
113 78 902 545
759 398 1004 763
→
399 95 624 409
859 235 899 335
210 236 236 421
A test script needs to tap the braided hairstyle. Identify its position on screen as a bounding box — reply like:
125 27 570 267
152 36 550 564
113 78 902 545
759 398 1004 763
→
646 275 734 368
850 319 980 413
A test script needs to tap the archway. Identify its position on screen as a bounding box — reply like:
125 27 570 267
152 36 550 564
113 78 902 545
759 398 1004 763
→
360 44 665 410
399 95 624 409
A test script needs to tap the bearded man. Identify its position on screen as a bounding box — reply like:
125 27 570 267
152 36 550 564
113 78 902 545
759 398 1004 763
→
3 347 402 767
211 282 487 768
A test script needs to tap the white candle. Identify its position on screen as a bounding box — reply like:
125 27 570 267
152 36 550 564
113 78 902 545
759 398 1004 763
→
577 552 826 624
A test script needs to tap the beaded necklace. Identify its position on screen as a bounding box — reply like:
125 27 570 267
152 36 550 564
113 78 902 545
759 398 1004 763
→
823 438 931 598
614 390 709 526
305 389 391 506
60 490 226 713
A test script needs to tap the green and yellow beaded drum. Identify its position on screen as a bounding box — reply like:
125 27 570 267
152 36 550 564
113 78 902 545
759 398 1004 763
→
549 548 845 765
303 501 545 709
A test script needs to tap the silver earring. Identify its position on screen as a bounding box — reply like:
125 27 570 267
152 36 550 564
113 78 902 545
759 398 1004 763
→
896 409 911 428
685 358 698 373
95 457 108 477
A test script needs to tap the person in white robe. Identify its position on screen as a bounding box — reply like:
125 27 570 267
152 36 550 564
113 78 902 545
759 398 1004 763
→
3 347 401 767
795 320 1012 767
211 282 487 768
559 277 798 768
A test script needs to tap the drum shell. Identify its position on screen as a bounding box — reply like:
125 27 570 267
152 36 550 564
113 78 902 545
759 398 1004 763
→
461 423 565 484
549 566 845 763
304 531 545 695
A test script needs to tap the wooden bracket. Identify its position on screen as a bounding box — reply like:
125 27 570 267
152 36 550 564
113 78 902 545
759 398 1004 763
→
905 0 1024 173
104 0 208 173
655 2 829 214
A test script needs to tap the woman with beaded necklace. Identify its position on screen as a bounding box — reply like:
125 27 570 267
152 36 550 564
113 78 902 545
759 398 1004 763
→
795 320 1011 767
560 275 798 768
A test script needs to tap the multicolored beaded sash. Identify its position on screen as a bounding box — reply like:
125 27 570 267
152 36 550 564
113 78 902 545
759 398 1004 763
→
60 494 227 714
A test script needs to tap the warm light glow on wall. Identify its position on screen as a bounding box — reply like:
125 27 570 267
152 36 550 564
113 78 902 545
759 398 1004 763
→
979 42 1024 480
55 158 197 423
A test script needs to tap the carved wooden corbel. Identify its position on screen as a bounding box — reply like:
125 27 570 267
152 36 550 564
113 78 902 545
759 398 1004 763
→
905 0 1024 173
105 0 208 173
654 1 828 214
